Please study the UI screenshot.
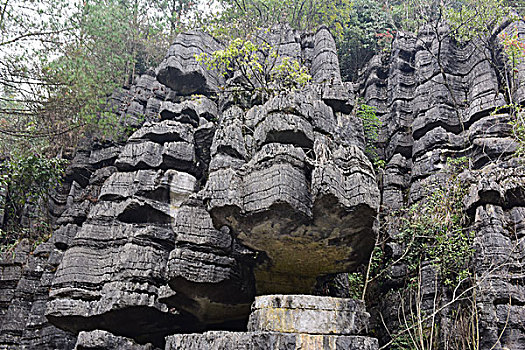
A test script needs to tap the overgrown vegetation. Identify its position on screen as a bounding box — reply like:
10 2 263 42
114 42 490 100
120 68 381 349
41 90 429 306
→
1 0 181 249
3 0 524 157
0 150 66 251
497 29 525 158
202 0 396 81
511 110 525 157
0 0 183 157
348 157 476 349
196 37 311 98
356 102 384 169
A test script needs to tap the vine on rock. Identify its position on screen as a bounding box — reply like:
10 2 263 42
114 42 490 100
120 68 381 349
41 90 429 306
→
348 156 478 349
356 102 385 169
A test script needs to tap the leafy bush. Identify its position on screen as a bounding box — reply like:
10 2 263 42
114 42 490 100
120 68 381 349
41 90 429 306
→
397 157 473 287
337 0 395 81
201 0 395 82
511 111 525 157
351 156 475 348
204 0 354 40
196 38 311 97
0 150 67 251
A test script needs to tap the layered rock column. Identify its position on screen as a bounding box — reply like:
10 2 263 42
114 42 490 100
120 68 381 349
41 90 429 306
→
44 30 255 348
203 90 380 294
361 21 525 349
2 25 387 349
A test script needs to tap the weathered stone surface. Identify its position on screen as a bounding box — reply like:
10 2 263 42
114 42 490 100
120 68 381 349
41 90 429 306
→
129 120 194 144
3 20 524 350
248 295 369 335
164 199 256 326
203 90 380 294
159 98 218 126
166 331 379 350
0 241 31 329
156 31 224 95
115 140 197 174
471 201 525 350
0 241 77 350
311 27 342 84
74 330 158 350
116 141 164 170
359 20 525 349
89 145 122 167
45 168 195 347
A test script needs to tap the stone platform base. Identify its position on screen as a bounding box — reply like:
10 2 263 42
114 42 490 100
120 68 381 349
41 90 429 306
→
165 295 379 350
248 295 369 334
166 331 378 350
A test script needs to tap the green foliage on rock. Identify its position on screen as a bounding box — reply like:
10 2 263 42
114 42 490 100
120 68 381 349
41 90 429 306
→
204 0 354 39
0 149 67 251
0 0 185 242
398 157 472 287
204 0 396 81
511 110 525 157
196 38 311 96
356 102 384 168
348 156 476 348
350 157 473 296
346 272 365 299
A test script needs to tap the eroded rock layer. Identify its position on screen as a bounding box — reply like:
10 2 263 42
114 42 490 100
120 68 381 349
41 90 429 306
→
166 294 378 350
203 89 379 293
361 22 525 349
0 25 376 348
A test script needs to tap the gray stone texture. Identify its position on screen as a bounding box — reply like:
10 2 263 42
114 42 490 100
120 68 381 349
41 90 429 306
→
360 21 525 350
1 20 523 350
156 31 224 96
74 330 159 350
203 89 379 294
166 332 378 350
248 295 370 335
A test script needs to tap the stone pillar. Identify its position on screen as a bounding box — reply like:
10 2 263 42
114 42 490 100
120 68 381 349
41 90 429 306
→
166 295 379 350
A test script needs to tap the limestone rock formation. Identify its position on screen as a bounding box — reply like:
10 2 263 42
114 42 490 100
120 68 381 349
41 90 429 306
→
157 31 224 95
247 295 370 335
361 23 525 350
0 19 523 350
9 26 375 349
203 91 379 294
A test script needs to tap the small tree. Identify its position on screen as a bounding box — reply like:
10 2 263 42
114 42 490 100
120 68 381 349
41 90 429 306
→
196 37 311 98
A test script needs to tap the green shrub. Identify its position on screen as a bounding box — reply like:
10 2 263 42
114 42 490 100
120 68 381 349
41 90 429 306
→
196 38 311 97
0 150 67 251
356 102 384 168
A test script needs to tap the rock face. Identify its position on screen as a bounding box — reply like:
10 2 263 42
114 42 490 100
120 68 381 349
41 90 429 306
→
0 26 375 349
360 22 525 349
466 161 525 349
247 295 370 335
157 31 224 95
0 20 524 350
203 90 379 294
166 331 378 350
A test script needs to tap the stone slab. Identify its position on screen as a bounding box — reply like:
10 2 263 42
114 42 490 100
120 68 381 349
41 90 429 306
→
165 331 378 350
248 295 369 335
